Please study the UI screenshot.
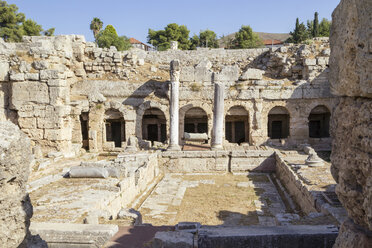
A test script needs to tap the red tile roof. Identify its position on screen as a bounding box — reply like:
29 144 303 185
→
129 38 144 44
263 39 284 45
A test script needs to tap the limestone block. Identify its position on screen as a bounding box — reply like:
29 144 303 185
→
117 208 142 225
152 231 193 248
47 79 67 87
29 222 118 248
180 66 194 82
18 117 37 129
40 69 59 80
194 67 213 82
0 121 33 248
237 89 259 99
44 128 71 141
303 58 317 66
25 73 39 81
240 68 265 80
9 72 24 81
330 0 372 97
49 86 69 105
37 116 63 129
11 81 49 110
69 166 109 178
214 65 239 82
184 132 208 140
32 61 49 70
331 97 372 230
22 128 44 140
0 61 9 81
317 57 329 66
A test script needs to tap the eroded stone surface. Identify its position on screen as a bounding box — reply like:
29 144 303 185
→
330 0 372 246
0 121 33 247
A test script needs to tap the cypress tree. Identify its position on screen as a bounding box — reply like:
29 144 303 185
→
313 12 319 37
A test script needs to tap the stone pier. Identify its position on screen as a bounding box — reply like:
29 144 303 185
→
168 60 181 151
212 82 224 150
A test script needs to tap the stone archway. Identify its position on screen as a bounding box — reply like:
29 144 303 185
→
184 107 208 135
225 106 249 144
268 106 290 139
142 108 167 143
104 108 125 148
308 105 330 138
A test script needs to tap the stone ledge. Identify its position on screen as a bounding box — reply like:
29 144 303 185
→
30 222 118 248
197 225 338 248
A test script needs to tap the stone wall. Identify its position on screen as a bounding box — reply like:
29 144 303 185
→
0 35 334 156
0 121 33 247
329 0 372 247
160 150 275 173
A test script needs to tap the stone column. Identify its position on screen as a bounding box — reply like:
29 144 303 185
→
212 82 224 150
168 60 181 150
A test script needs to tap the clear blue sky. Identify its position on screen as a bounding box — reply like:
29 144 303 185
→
7 0 340 44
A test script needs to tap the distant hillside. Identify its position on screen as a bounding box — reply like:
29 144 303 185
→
219 32 290 48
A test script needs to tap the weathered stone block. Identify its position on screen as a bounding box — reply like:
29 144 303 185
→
10 72 25 81
40 69 59 80
11 81 49 110
240 68 265 80
25 73 39 81
214 65 239 82
0 61 9 81
303 58 317 66
180 66 194 82
18 117 37 129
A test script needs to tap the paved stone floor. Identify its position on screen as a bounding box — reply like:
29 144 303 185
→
138 173 288 226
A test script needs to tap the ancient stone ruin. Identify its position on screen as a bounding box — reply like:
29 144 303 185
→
330 0 372 247
0 0 370 247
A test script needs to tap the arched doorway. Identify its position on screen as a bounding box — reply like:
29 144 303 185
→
225 106 249 144
308 105 330 138
142 108 167 143
268 106 290 139
184 107 208 134
105 109 125 147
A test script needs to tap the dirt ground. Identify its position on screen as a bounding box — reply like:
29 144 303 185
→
139 173 272 226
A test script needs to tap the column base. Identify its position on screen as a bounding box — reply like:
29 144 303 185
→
167 144 181 151
211 144 223 150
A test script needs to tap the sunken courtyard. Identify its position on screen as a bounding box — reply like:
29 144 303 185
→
1 1 372 247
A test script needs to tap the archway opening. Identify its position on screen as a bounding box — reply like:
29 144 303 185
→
142 108 167 143
184 107 208 134
80 112 89 150
268 106 289 139
105 109 125 147
308 105 330 138
225 106 249 144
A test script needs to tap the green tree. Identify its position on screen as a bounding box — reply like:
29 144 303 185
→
190 34 199 50
96 24 131 51
307 20 314 38
288 18 309 44
312 12 319 37
190 29 218 49
319 18 331 37
22 19 42 36
0 0 25 42
233 25 262 49
43 27 55 36
0 1 54 42
148 23 191 51
90 17 103 40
